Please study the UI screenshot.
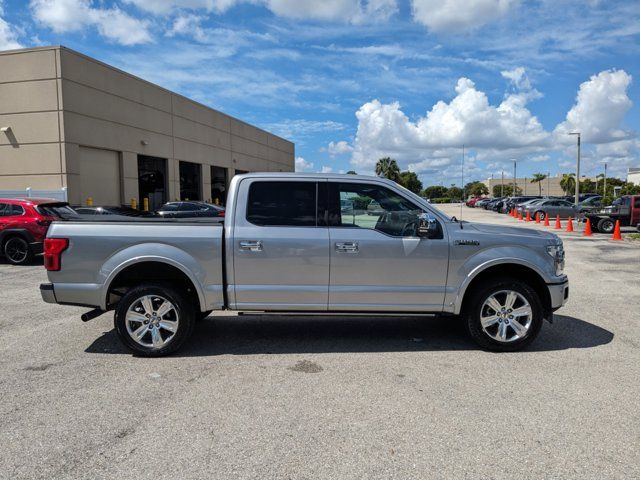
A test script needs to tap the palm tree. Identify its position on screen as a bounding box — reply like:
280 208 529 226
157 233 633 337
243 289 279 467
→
375 157 400 181
560 173 576 196
531 173 547 196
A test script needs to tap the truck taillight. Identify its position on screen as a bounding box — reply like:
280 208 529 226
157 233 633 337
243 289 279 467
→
44 238 69 271
36 219 52 227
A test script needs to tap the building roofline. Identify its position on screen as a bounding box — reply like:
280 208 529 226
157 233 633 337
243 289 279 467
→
0 45 293 148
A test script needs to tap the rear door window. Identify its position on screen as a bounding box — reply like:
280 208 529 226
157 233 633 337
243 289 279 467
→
0 203 7 216
247 181 318 227
9 204 24 216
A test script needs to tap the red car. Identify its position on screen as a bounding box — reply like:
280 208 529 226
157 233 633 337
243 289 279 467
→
0 198 77 265
466 196 482 207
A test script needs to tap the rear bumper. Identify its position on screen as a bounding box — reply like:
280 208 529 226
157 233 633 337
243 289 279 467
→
547 279 569 311
40 283 57 304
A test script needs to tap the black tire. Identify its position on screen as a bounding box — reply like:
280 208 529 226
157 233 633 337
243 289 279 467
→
3 236 33 265
536 211 545 221
463 277 544 352
597 218 615 234
114 284 195 357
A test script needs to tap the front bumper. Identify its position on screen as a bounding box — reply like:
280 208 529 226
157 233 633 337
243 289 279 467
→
547 279 569 310
40 283 57 304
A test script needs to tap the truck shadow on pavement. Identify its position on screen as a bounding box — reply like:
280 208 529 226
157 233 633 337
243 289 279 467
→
85 314 613 356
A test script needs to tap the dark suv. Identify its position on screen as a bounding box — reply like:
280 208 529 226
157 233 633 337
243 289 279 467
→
0 198 77 265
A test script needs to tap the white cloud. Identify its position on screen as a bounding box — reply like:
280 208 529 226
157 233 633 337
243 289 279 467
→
295 156 314 172
411 0 517 33
263 119 348 142
554 69 633 144
349 76 548 173
125 0 237 15
126 0 397 23
30 0 152 45
320 165 334 173
327 140 353 156
0 1 22 50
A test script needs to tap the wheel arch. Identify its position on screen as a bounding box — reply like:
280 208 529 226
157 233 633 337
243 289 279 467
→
104 259 205 311
457 262 552 317
0 229 35 247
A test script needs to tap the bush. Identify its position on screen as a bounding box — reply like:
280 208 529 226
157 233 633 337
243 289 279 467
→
431 197 452 204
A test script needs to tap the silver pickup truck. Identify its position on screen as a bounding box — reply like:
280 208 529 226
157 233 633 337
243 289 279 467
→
40 173 568 356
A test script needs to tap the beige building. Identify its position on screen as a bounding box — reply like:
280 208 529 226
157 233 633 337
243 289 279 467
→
0 46 294 207
483 174 598 197
627 168 640 186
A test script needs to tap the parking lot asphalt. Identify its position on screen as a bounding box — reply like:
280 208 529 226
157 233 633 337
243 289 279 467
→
1 205 639 480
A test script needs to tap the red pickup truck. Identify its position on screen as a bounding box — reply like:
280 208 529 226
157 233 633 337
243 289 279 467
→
583 195 640 233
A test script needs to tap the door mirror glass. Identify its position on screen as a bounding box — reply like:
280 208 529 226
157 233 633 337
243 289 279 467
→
417 213 439 238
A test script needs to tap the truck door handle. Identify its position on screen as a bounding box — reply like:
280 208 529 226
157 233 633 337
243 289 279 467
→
335 242 358 253
239 240 263 252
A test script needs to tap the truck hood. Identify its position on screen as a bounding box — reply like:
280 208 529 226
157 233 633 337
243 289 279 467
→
462 222 560 242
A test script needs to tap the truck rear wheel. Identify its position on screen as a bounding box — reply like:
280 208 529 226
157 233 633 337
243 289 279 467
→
597 218 615 234
114 284 195 357
464 277 543 352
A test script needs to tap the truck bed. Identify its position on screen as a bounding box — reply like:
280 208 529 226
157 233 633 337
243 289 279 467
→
46 221 225 310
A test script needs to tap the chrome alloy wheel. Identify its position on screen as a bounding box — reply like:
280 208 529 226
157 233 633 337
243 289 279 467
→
480 290 533 343
125 295 179 349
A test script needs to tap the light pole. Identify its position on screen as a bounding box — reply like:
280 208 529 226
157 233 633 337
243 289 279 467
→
501 170 504 197
603 162 607 197
513 160 517 197
569 132 581 204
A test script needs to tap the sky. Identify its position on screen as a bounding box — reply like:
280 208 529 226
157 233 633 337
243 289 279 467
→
1 0 639 187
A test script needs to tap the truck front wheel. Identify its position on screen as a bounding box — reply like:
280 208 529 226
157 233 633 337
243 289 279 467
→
464 278 543 352
114 284 195 357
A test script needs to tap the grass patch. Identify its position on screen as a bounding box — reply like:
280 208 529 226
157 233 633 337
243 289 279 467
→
627 233 640 241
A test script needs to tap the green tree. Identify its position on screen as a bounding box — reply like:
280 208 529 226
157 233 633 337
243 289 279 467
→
346 170 357 175
560 173 576 195
580 178 595 194
398 171 423 194
422 185 448 199
530 173 548 196
447 186 464 201
375 157 400 181
465 181 489 197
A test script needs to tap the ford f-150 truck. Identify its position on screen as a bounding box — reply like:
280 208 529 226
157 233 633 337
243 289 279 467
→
40 173 568 356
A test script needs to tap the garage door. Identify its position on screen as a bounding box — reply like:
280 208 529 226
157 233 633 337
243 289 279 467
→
78 147 121 205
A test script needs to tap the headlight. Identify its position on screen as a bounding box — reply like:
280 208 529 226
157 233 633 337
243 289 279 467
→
546 244 565 275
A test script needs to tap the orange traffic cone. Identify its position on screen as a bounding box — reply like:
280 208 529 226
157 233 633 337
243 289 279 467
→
535 212 541 224
525 211 531 222
583 218 592 237
543 214 550 227
518 211 523 221
612 220 622 241
554 215 562 230
566 217 574 232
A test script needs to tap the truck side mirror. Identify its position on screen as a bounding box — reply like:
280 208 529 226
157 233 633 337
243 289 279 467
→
417 213 439 238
